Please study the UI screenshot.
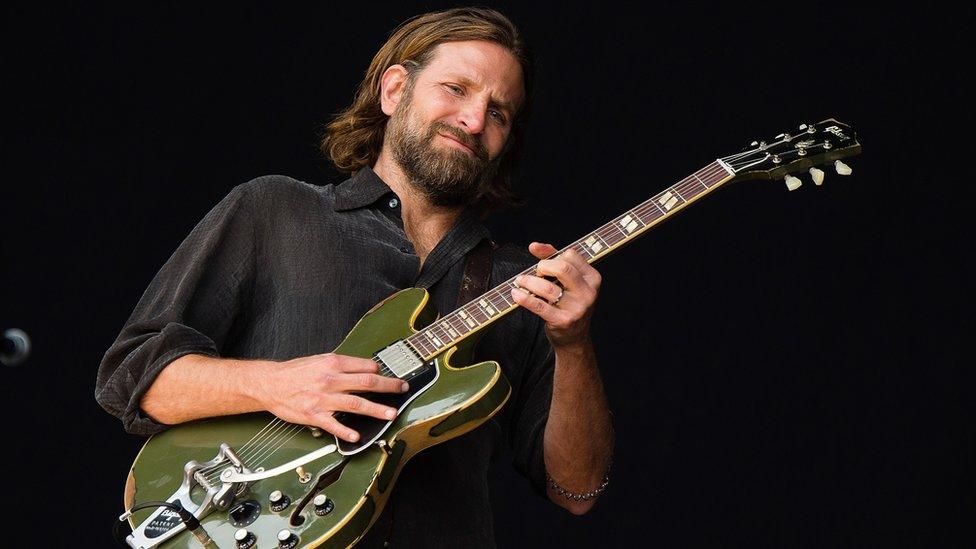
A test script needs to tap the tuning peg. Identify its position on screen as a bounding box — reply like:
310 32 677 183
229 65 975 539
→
809 167 825 185
834 160 852 175
785 175 802 191
798 124 808 131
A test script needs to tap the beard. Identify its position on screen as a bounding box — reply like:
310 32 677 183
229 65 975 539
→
387 94 501 208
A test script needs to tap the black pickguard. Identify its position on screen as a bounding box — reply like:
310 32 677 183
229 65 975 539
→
334 363 438 454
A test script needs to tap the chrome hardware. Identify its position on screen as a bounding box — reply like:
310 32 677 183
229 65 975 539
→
376 340 424 378
220 444 337 484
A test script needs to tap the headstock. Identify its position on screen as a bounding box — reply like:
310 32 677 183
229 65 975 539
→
722 118 861 190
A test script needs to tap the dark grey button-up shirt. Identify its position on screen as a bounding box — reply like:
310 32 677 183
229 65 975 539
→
95 167 555 547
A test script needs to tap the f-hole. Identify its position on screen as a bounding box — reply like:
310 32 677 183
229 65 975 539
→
289 458 351 527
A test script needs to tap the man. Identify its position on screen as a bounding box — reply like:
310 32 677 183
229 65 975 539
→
96 7 613 546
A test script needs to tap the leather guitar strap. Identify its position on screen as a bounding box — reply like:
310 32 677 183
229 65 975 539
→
457 238 494 307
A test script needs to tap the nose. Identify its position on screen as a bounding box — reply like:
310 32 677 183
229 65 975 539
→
456 99 487 135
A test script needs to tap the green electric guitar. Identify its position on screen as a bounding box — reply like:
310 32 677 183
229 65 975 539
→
120 119 861 548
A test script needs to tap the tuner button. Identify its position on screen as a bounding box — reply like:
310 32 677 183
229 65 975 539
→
798 123 808 130
785 175 802 191
809 167 825 186
278 529 299 548
235 528 256 549
834 160 852 176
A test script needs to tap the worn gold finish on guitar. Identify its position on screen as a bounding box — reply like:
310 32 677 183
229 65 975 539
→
125 287 511 548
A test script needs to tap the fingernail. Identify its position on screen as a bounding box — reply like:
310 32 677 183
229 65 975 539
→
512 288 527 299
401 382 409 392
385 409 396 419
348 432 359 442
515 276 525 286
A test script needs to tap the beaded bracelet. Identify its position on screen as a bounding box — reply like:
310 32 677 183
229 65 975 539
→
546 462 612 502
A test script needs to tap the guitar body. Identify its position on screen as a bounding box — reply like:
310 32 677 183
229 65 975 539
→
124 287 512 548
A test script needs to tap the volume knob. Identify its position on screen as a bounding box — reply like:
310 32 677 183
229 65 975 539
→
269 489 291 512
234 528 256 549
313 493 335 516
277 529 299 549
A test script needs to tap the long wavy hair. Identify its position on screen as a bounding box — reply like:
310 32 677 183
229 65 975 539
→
321 7 534 214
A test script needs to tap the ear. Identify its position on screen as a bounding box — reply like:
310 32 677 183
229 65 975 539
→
379 64 411 116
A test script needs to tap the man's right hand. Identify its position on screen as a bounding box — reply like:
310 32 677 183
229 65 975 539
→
140 353 409 442
257 353 409 442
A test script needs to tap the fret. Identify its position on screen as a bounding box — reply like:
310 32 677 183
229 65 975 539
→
656 189 680 211
477 298 497 318
446 314 468 337
439 320 459 340
494 287 515 308
648 196 667 216
574 241 594 260
405 335 428 357
582 234 606 256
692 173 709 190
424 329 444 348
458 308 478 328
602 225 627 246
616 211 645 236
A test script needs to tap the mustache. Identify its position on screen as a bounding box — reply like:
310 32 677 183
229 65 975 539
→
428 122 489 162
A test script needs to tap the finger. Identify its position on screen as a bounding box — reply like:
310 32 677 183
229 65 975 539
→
560 248 602 286
535 256 586 290
309 411 362 442
332 354 381 374
330 394 399 422
511 287 565 323
528 242 558 260
515 274 563 303
327 372 409 394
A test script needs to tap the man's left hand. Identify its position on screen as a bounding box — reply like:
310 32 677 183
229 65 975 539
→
510 242 601 349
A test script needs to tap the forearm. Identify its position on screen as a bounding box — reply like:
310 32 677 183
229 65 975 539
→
139 353 271 425
543 339 614 514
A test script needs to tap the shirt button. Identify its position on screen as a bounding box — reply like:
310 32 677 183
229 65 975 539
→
388 197 399 209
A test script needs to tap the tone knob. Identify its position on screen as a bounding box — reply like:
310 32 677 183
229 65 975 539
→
234 528 256 549
313 493 335 516
278 529 299 549
269 489 291 512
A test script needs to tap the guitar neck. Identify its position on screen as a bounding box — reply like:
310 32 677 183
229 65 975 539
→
405 160 736 360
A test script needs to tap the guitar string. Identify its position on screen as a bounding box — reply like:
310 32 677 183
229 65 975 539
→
193 145 822 483
199 418 292 480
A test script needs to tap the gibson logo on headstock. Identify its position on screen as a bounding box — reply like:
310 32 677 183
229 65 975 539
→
824 126 849 140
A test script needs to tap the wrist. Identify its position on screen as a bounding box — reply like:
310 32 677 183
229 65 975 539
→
236 358 278 412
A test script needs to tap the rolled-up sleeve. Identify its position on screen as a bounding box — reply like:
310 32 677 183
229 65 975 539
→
95 181 257 435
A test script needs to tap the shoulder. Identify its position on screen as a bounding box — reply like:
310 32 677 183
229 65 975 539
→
232 174 332 206
216 174 342 221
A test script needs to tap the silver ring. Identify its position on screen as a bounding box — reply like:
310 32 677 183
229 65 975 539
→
552 288 564 305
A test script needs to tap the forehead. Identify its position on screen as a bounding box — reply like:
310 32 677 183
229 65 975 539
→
422 40 525 108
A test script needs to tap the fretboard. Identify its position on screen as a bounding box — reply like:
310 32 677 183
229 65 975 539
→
404 159 735 360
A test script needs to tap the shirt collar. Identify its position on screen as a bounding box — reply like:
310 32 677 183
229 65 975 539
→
333 167 396 211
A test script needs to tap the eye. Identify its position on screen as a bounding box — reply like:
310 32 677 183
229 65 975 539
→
489 109 508 125
444 84 464 95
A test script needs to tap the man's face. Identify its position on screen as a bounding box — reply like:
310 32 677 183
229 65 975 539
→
386 40 524 207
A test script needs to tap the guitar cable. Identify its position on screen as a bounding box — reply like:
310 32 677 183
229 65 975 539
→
112 500 214 547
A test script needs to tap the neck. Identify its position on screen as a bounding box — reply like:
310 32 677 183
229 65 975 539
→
373 150 464 263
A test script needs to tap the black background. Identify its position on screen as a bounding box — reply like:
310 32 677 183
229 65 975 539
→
1 2 970 547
